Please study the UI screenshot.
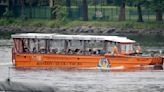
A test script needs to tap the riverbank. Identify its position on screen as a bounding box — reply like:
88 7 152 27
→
1 18 164 36
0 25 164 36
1 18 164 29
1 18 164 37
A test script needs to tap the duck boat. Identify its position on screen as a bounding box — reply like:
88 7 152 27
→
11 33 163 69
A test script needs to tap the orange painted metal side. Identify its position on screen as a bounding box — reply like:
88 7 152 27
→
14 54 163 68
105 54 163 67
15 54 104 68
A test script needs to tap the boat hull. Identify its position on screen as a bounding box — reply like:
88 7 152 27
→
14 54 163 69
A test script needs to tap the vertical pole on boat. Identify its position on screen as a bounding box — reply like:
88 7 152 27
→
82 40 87 55
27 39 30 50
45 39 50 53
38 39 40 52
49 39 52 52
103 40 107 51
64 40 68 54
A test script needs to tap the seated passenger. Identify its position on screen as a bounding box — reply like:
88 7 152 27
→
24 47 30 53
74 49 80 54
93 51 97 55
40 48 46 53
51 48 58 54
88 49 93 55
33 47 37 53
136 46 141 53
67 49 73 54
101 49 106 55
120 48 125 54
98 49 106 55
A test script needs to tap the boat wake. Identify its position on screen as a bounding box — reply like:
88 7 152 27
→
81 65 163 72
78 66 125 71
110 66 125 70
12 65 163 72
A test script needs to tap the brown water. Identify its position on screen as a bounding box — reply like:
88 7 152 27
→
0 40 164 92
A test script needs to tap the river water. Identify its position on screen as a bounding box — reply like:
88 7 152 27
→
0 39 164 92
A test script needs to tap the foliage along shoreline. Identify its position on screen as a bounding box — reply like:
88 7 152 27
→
0 24 164 38
1 18 164 29
0 18 164 39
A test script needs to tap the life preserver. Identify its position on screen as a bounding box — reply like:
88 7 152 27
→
97 58 110 69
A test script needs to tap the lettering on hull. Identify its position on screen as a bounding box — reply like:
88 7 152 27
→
37 61 82 66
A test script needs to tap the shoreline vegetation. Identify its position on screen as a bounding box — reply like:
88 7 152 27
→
0 18 164 29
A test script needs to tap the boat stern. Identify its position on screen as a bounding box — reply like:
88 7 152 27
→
150 56 163 65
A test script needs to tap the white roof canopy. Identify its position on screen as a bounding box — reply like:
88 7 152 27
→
12 33 136 43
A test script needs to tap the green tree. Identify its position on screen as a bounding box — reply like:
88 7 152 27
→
66 0 72 18
127 0 146 22
3 8 13 18
106 0 113 5
20 0 25 19
136 0 144 22
50 0 66 19
118 0 126 21
25 0 37 18
112 0 126 21
146 0 164 21
82 0 88 21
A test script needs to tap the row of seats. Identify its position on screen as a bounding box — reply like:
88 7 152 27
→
23 47 107 55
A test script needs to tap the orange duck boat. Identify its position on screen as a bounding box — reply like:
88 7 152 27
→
11 33 163 69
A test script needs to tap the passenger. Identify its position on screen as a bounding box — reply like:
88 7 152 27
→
120 48 125 54
67 49 73 54
88 49 93 55
97 50 101 54
40 49 46 53
101 49 106 55
136 46 141 53
98 49 106 55
74 49 80 54
24 47 30 53
33 47 37 53
93 51 97 55
113 46 118 54
52 48 58 54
